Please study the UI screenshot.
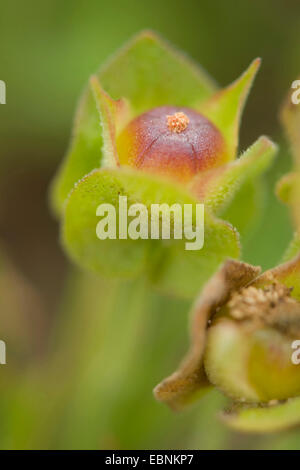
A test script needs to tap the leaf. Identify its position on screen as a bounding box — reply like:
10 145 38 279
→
51 80 132 216
62 168 240 299
276 172 298 205
189 136 277 214
281 79 300 165
90 76 131 167
279 82 300 232
50 84 105 216
199 59 261 159
283 233 300 262
220 179 265 240
222 398 300 433
154 260 260 410
51 31 216 215
99 30 216 114
277 171 300 232
292 174 300 230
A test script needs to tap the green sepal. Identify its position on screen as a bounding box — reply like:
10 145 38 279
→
62 168 240 298
199 59 261 159
222 398 300 434
283 233 300 262
189 136 277 215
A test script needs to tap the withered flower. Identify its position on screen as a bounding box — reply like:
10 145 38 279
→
154 254 300 432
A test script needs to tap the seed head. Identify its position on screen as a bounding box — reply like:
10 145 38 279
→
227 283 300 336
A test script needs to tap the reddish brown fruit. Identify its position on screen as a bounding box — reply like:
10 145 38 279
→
117 106 228 183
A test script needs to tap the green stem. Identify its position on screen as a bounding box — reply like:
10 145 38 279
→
2 271 232 449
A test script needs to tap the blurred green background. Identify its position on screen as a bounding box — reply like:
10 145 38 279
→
0 0 299 449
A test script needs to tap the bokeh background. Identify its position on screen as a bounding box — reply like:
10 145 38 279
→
0 0 299 449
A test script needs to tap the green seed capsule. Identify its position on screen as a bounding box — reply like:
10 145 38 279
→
204 283 300 403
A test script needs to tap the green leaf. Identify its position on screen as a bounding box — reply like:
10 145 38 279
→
189 136 277 214
283 233 300 262
90 76 131 168
50 84 104 216
277 171 300 233
99 30 216 114
62 168 240 299
222 398 300 433
279 84 300 232
220 179 265 240
281 80 300 165
276 172 297 205
51 31 216 216
199 59 261 159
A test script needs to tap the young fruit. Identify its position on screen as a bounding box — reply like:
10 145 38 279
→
117 106 227 183
204 283 300 403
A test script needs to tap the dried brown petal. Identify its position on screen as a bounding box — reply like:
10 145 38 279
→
154 259 261 410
